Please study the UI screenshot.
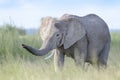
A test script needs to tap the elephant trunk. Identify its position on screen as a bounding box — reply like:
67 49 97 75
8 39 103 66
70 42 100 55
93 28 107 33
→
22 44 50 56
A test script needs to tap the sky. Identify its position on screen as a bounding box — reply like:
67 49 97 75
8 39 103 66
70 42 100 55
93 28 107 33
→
0 0 120 29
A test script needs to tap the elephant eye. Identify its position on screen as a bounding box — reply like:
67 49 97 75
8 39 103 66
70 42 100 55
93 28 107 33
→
56 34 60 37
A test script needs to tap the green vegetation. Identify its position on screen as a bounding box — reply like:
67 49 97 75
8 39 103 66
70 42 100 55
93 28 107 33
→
0 24 120 80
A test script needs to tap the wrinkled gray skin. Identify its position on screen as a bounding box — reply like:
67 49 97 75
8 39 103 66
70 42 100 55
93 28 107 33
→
22 14 111 71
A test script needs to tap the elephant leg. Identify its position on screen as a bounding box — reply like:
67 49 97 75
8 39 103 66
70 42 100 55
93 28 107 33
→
74 48 86 67
74 37 87 68
98 41 110 69
87 43 99 67
54 48 65 72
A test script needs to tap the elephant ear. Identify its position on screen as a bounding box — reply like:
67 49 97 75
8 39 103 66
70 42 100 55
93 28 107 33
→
64 18 86 49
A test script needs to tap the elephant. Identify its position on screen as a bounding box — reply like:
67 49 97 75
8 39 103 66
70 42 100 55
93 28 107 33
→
22 14 111 71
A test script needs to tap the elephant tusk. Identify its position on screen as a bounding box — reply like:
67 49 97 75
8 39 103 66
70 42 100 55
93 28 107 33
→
44 50 54 60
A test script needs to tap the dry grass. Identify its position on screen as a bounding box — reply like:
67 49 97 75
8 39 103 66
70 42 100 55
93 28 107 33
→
0 56 120 80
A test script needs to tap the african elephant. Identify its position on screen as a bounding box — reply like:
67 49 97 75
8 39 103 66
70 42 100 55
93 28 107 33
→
22 14 111 71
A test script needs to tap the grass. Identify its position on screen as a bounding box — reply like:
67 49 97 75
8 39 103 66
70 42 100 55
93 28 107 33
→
0 25 120 80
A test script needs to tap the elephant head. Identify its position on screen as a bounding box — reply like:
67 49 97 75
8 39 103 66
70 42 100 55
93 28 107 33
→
22 14 86 56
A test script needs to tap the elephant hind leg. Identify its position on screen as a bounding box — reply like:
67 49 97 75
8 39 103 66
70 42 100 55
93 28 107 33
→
98 41 110 69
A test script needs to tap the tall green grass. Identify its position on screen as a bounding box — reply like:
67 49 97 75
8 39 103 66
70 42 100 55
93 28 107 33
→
0 25 120 80
0 24 44 61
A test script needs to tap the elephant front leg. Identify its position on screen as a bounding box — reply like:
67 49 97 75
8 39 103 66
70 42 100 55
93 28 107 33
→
74 38 87 68
74 48 86 67
54 48 65 72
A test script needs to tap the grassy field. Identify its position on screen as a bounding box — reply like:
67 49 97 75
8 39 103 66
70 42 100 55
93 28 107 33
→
0 25 120 80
